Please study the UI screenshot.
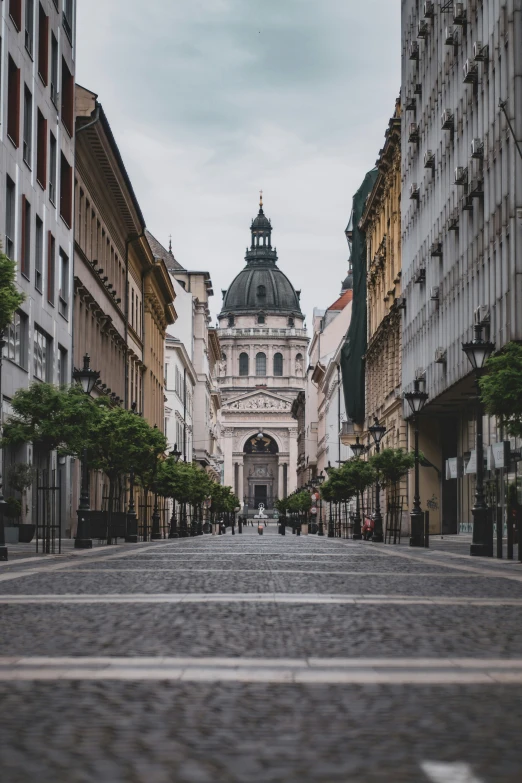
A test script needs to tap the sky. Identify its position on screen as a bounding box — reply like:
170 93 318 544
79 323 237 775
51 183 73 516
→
76 0 401 326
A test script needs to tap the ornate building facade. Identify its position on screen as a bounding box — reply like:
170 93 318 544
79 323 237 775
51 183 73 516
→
217 198 308 508
361 101 407 471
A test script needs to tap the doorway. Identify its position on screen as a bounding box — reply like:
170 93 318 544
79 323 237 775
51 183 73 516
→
254 485 268 508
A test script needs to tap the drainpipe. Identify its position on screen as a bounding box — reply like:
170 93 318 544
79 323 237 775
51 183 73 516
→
183 367 187 461
337 364 342 466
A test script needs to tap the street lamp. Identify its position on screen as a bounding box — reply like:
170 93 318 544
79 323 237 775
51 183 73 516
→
462 324 495 557
167 443 182 538
0 332 9 561
404 380 429 547
350 436 366 540
73 354 100 549
369 417 386 543
125 401 140 543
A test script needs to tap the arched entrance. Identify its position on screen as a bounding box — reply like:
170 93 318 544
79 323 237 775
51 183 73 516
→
243 433 279 510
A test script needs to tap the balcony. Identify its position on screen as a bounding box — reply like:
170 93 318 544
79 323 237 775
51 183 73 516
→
218 327 308 338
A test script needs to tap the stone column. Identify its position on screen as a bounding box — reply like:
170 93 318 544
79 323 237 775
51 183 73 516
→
238 461 244 502
278 462 285 500
288 429 298 493
223 428 235 487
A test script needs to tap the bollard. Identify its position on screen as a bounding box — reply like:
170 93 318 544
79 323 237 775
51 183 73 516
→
424 511 430 548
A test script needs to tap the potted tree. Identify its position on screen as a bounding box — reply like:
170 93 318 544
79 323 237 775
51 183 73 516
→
3 497 22 543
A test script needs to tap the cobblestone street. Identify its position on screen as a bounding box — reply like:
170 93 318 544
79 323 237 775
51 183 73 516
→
1 528 522 782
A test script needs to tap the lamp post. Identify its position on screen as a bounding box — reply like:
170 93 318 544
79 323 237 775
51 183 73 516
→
404 380 429 547
73 354 100 549
168 443 182 538
316 473 325 536
369 417 386 542
0 332 8 561
125 402 140 543
462 324 495 557
350 436 366 540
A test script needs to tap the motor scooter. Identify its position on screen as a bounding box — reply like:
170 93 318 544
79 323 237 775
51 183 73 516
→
362 515 374 541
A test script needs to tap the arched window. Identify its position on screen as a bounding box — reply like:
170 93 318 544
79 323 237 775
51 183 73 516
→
257 285 266 299
256 352 267 376
239 353 249 376
273 353 283 376
228 315 235 327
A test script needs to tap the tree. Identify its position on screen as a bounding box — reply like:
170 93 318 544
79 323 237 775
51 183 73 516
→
479 342 522 437
321 461 375 512
369 448 415 492
209 483 240 515
2 383 101 457
0 251 25 335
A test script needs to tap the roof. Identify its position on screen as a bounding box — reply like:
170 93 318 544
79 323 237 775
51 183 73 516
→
327 289 353 312
146 230 185 272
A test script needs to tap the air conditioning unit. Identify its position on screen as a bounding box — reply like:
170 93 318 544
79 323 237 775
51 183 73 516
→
473 41 489 61
405 95 416 111
471 138 484 158
409 41 420 60
455 166 468 185
417 20 429 39
441 109 454 130
453 2 466 25
435 348 447 364
424 150 435 169
448 208 460 231
461 195 474 212
463 60 479 83
410 183 420 200
424 1 435 18
474 305 490 325
415 367 426 381
469 178 484 198
414 83 423 95
430 286 440 301
445 26 458 46
430 241 443 257
409 122 420 143
394 297 407 310
414 268 426 284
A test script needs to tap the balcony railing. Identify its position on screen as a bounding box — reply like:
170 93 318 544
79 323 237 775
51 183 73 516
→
218 327 307 338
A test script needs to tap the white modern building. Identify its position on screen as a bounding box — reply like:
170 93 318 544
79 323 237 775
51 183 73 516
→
1 1 76 526
401 0 522 532
217 197 309 508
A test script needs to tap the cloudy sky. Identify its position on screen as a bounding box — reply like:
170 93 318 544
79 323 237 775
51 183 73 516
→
77 0 400 324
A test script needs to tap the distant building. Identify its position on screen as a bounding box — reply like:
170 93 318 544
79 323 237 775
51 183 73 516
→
150 233 222 481
217 197 309 508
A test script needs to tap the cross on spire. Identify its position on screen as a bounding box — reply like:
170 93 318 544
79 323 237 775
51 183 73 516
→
168 234 173 254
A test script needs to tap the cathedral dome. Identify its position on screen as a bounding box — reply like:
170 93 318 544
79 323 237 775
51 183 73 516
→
220 197 302 317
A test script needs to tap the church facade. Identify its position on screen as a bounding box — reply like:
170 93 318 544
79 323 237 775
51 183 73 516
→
217 198 309 509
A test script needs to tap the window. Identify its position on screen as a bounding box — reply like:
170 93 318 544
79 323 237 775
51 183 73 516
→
5 177 16 260
20 196 31 279
227 315 235 327
9 0 22 31
58 345 68 386
288 317 295 327
47 231 55 305
36 109 47 188
60 152 72 226
257 285 266 299
33 326 50 381
61 57 74 136
3 311 28 369
35 215 43 292
7 56 21 147
23 85 33 166
25 0 34 55
63 0 73 41
49 132 57 203
50 32 58 105
239 353 249 376
257 315 265 324
274 353 283 377
58 248 69 317
256 352 266 376
38 3 49 84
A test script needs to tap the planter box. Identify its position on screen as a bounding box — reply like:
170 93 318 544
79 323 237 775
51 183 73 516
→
4 527 20 544
18 524 35 543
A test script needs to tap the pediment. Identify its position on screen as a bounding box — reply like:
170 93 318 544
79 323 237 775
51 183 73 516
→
223 390 292 413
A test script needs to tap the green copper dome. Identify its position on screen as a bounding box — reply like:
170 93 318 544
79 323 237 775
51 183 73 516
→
219 200 302 317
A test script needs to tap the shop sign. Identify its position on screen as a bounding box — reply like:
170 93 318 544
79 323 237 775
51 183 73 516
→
445 457 461 480
465 451 477 475
487 441 511 470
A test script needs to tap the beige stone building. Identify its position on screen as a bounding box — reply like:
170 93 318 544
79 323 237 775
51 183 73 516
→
73 86 175 520
359 101 410 513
